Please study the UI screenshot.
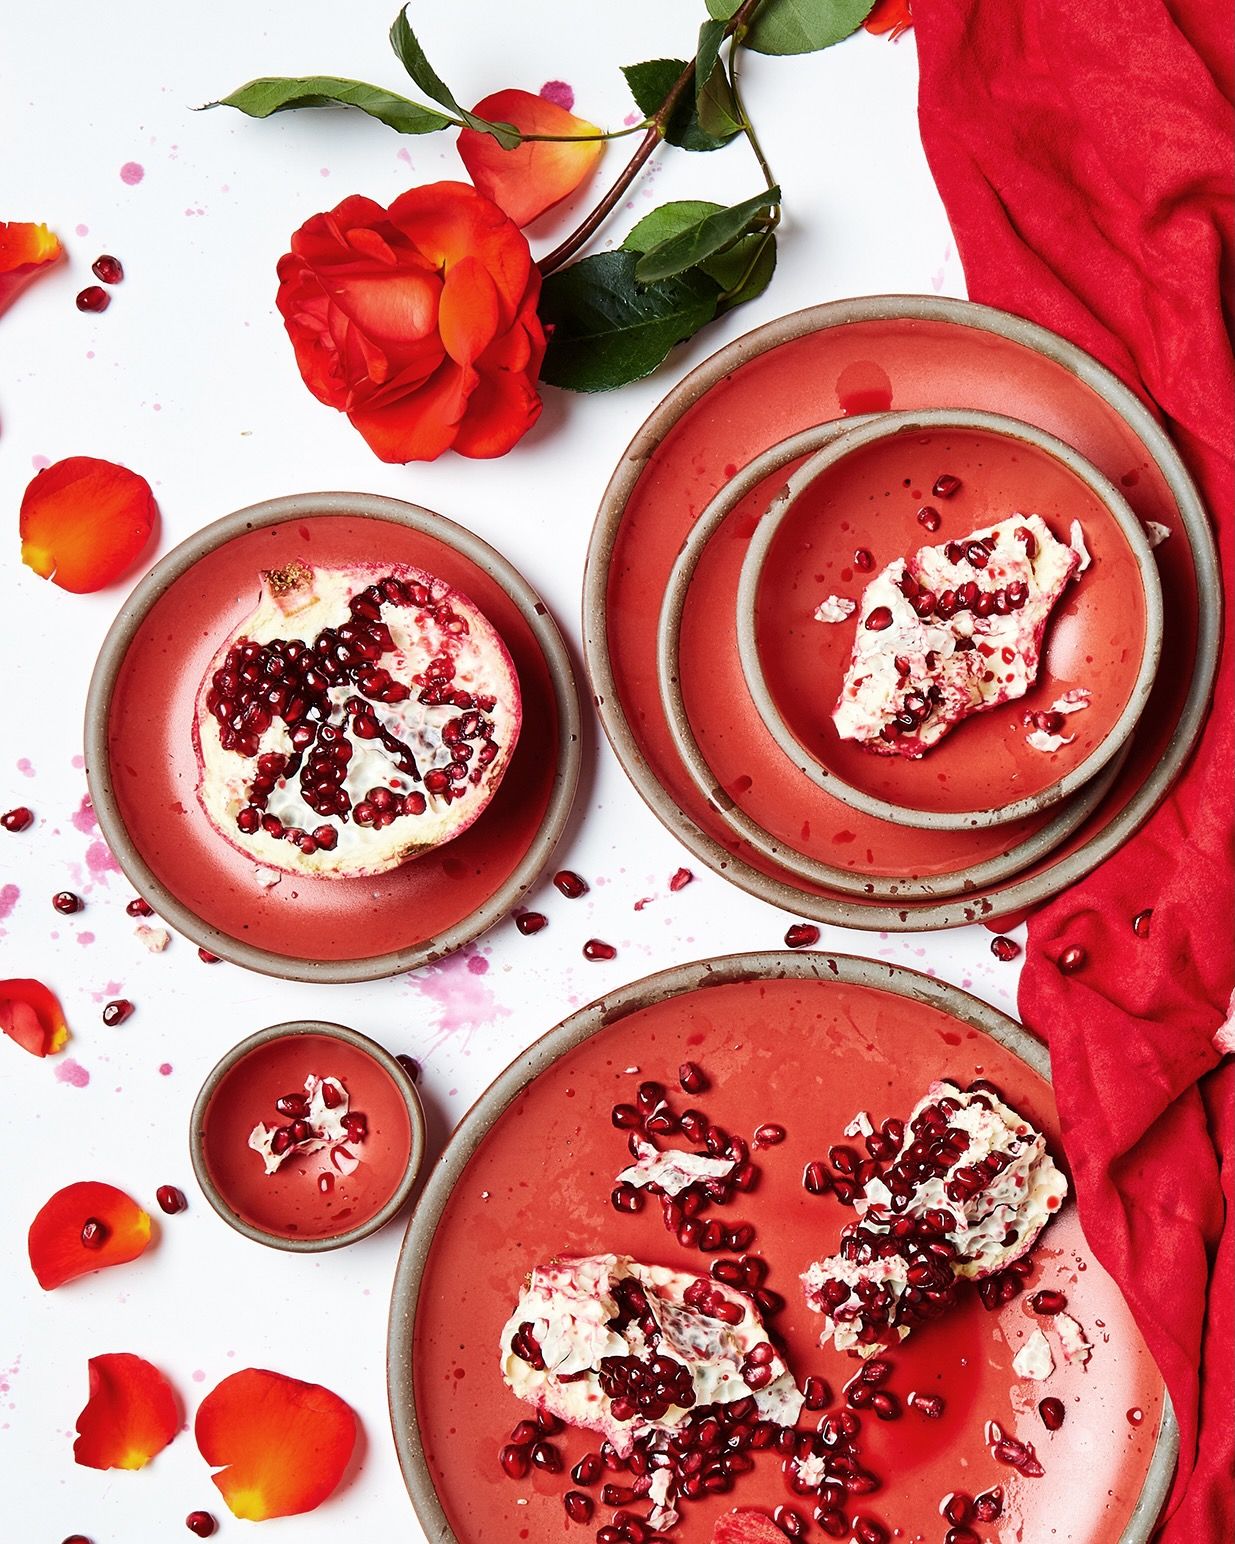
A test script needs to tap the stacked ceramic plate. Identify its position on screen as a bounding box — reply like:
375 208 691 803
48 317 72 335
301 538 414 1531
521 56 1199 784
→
583 297 1220 930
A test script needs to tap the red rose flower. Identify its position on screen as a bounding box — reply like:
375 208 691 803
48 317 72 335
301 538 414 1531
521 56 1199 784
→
275 181 546 462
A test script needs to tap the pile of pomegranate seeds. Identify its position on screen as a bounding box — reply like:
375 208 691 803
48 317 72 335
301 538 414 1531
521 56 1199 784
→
251 1076 367 1169
1 806 33 832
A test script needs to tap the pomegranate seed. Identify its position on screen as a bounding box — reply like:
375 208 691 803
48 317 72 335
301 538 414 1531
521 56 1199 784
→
932 473 961 498
185 1517 216 1539
853 548 875 572
679 1060 707 1094
553 869 588 898
814 1511 848 1539
669 866 694 891
1039 1397 1066 1430
92 254 124 284
754 1122 786 1147
864 606 894 631
102 998 133 1026
917 505 942 531
198 948 221 964
990 934 1021 962
871 1391 900 1421
76 285 110 312
1058 944 1087 974
853 1518 888 1544
973 1487 1004 1522
500 1443 530 1478
1132 907 1153 939
125 897 153 916
564 1491 594 1523
275 1093 309 1118
611 1183 644 1214
1 807 33 832
396 1054 421 1082
784 922 819 948
61 1537 92 1544
583 938 616 961
320 1080 344 1109
774 1505 806 1537
803 1375 832 1410
156 1185 187 1215
80 1217 108 1249
571 1453 602 1485
945 1531 980 1544
1031 1288 1068 1314
911 1393 945 1418
943 1492 974 1525
53 891 83 914
515 910 548 935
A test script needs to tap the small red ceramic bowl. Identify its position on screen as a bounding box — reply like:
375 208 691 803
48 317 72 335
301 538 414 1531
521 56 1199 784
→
191 1021 425 1251
736 410 1163 830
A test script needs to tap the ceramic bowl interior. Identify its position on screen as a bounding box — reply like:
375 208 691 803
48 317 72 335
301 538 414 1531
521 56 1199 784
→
191 1020 425 1251
736 411 1163 830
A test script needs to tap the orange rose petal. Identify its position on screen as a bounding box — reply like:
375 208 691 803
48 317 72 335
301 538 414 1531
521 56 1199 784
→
0 220 63 313
74 1353 180 1471
20 456 157 593
452 363 544 459
458 89 605 228
864 0 914 38
195 1368 357 1521
0 978 69 1057
348 359 477 463
439 255 501 365
28 1181 153 1290
388 181 533 318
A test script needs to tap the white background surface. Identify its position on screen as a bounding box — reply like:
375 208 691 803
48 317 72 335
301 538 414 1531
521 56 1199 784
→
0 4 1027 1539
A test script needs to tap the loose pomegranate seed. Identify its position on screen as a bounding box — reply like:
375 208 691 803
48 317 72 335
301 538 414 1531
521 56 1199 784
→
803 1160 831 1194
1039 1397 1066 1430
61 1536 92 1544
564 1490 594 1522
945 1530 980 1544
125 896 153 916
853 1518 888 1544
802 1374 832 1409
500 1442 530 1478
917 505 942 531
1 806 32 832
185 1512 216 1537
583 938 616 961
92 254 124 284
932 473 961 498
853 548 875 572
911 1393 945 1418
156 1185 187 1215
678 1060 707 1093
53 891 83 914
198 948 221 964
553 869 588 898
785 922 819 948
1031 1288 1068 1314
276 1092 310 1119
1058 944 1087 974
571 1453 602 1485
943 1492 974 1525
668 866 694 892
754 1122 786 1147
871 1390 901 1421
611 1183 644 1214
864 606 894 631
1132 907 1153 939
396 1054 421 1082
774 1505 807 1537
102 998 133 1026
515 910 548 935
80 1217 108 1249
990 934 1021 962
973 1487 1004 1522
76 285 110 312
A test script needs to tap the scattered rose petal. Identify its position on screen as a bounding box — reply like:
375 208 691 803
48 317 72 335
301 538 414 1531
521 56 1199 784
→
74 1352 179 1470
28 1181 152 1290
196 1368 356 1520
0 221 63 313
814 594 857 623
863 0 914 39
1 978 69 1057
20 456 156 593
458 89 605 227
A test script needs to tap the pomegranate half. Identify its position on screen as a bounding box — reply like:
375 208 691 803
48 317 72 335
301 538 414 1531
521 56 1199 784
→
192 561 521 878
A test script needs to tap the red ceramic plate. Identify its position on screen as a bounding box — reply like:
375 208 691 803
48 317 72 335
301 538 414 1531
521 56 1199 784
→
584 298 1219 929
84 493 581 981
742 413 1160 829
388 954 1175 1544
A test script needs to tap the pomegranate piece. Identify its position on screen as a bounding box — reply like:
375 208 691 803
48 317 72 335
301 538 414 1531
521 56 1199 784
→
156 1185 187 1215
784 922 819 949
515 910 548 935
990 934 1021 962
669 866 694 892
80 1217 109 1249
834 515 1085 758
1132 907 1153 938
554 868 589 898
125 897 153 916
679 1059 708 1093
102 999 133 1026
76 284 110 312
917 506 941 531
583 938 616 962
932 473 961 498
197 948 221 964
753 1123 786 1148
185 1514 216 1538
1031 1288 1068 1315
853 548 875 572
395 1054 421 1082
194 561 520 878
973 1486 1004 1522
91 254 124 284
1039 1396 1066 1430
2 806 33 832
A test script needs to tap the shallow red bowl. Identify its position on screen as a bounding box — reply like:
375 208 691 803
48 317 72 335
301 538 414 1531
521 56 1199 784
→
192 1020 424 1251
84 493 581 981
737 411 1162 830
388 954 1175 1543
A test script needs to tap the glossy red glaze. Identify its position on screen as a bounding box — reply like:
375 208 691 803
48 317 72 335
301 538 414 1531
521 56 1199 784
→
104 513 559 962
601 314 1199 908
410 976 1163 1542
199 1032 412 1240
752 426 1150 817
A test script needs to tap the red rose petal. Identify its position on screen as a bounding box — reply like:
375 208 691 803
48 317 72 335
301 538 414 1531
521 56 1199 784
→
438 255 501 365
712 1511 786 1544
195 1368 357 1520
0 978 69 1057
20 456 157 593
348 358 477 464
0 220 62 313
28 1181 153 1290
458 89 605 227
74 1352 180 1471
864 0 914 38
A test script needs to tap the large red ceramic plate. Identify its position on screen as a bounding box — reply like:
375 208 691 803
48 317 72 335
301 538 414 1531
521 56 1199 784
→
584 297 1220 929
84 493 580 981
388 954 1175 1544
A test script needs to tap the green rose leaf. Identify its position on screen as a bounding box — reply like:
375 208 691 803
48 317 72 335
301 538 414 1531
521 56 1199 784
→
539 251 721 393
705 0 744 17
206 76 452 136
694 19 741 140
624 201 778 313
621 58 739 152
622 201 724 252
632 186 780 284
388 6 520 147
745 0 876 56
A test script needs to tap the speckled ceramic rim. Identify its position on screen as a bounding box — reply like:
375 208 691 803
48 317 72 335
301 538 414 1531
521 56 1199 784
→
385 950 1178 1543
584 295 1220 930
190 1019 426 1253
83 491 582 982
735 409 1164 831
656 419 1128 898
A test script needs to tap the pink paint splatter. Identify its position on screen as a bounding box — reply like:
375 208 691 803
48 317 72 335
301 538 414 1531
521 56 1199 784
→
539 79 575 111
87 840 120 879
397 146 412 165
75 223 89 237
0 885 18 919
17 758 34 777
320 167 331 178
408 947 509 1061
466 953 490 976
158 1062 173 1076
71 754 85 769
120 161 145 185
56 1059 90 1088
30 456 50 473
72 794 97 835
192 1369 206 1383
77 932 96 946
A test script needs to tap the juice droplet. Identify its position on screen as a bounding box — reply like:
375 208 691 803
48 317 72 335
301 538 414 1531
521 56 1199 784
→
1127 1407 1144 1426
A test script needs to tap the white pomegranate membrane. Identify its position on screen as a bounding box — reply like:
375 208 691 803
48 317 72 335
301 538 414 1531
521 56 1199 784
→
833 515 1085 756
194 561 521 877
802 1081 1067 1356
248 1073 367 1175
